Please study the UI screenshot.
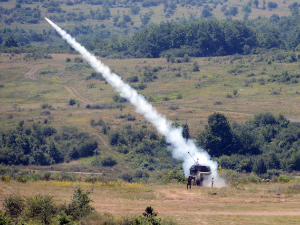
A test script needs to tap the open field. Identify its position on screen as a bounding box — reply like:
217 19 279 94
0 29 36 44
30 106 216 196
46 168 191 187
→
1 52 300 137
1 180 300 224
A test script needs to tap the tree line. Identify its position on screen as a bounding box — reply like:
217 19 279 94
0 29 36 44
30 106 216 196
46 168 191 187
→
3 12 300 58
198 112 300 175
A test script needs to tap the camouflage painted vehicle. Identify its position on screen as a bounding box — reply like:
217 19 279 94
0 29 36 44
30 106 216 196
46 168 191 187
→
189 164 211 186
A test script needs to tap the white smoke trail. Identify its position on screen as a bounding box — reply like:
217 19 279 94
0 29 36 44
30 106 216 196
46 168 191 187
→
45 18 225 187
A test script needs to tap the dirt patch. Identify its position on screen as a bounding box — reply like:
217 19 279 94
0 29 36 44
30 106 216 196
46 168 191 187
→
24 66 40 80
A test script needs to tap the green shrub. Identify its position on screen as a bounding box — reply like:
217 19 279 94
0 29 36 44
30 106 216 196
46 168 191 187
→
101 156 117 167
67 187 94 220
69 99 76 105
276 175 290 183
248 172 261 183
121 173 133 182
26 195 56 224
3 195 25 218
74 57 83 63
192 61 200 72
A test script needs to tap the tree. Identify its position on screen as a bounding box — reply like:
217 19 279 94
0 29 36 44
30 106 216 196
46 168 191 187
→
267 2 278 10
252 158 267 174
3 195 25 218
131 5 140 15
254 0 259 8
123 15 131 23
197 112 235 157
182 123 190 140
229 6 239 16
101 156 117 167
69 99 76 105
26 195 56 225
289 2 299 15
192 61 200 72
67 187 94 220
201 8 213 18
4 36 18 47
243 5 252 13
141 14 151 25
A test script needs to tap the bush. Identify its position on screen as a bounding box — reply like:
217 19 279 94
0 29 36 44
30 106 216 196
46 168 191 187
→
182 54 190 62
26 195 56 224
276 175 290 183
121 173 133 182
41 103 52 109
192 61 200 71
3 195 25 218
74 57 83 63
67 187 94 220
101 156 117 167
69 99 76 105
252 159 267 175
168 105 179 110
249 172 261 183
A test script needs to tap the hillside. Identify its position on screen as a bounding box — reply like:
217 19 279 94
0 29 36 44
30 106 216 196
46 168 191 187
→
0 0 298 50
1 47 300 174
1 0 300 177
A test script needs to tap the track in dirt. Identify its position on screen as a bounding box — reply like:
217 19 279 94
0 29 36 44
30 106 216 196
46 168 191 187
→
24 66 40 80
63 86 93 104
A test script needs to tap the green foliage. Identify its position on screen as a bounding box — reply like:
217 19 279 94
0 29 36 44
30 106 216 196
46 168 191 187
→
26 195 56 224
112 94 127 103
192 61 199 72
1 188 94 224
86 103 125 109
181 123 190 140
275 175 290 183
0 121 98 166
4 36 18 48
67 187 94 220
65 63 90 71
0 213 11 225
101 156 117 167
268 2 278 10
3 195 25 218
74 57 83 63
201 5 213 18
69 99 76 105
252 159 267 174
197 112 236 157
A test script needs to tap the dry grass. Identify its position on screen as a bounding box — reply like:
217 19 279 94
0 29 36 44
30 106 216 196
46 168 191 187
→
1 52 300 136
1 180 300 224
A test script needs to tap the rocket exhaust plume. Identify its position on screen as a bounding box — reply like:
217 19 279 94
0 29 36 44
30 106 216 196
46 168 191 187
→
45 18 225 187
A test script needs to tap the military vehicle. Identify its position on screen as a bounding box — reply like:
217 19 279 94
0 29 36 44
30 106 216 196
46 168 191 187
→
187 152 211 186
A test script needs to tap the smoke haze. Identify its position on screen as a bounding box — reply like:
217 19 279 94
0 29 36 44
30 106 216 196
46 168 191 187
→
45 18 225 187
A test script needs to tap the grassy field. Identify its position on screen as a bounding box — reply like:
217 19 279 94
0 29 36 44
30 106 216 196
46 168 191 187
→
1 179 300 224
1 52 300 136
